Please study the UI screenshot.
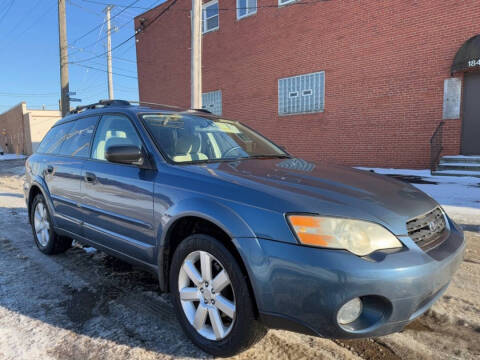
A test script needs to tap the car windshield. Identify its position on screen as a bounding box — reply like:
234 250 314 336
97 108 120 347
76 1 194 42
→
141 113 289 163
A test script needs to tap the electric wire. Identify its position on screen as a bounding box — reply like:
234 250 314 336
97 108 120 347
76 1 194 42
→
0 0 15 26
70 0 142 45
69 0 179 64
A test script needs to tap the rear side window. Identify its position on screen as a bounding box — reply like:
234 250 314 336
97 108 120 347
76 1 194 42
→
36 122 74 154
59 116 98 157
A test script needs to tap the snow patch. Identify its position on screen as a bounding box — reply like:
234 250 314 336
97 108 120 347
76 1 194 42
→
0 154 26 161
357 167 480 212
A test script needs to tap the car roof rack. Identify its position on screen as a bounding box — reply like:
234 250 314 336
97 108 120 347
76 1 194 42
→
190 108 212 114
129 101 212 114
69 99 214 115
69 99 131 114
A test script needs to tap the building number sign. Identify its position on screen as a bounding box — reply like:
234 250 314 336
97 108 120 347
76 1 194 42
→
468 59 480 67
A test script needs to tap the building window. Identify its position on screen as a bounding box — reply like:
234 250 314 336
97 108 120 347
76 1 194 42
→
203 0 219 34
202 90 222 116
237 0 257 20
278 71 325 115
278 0 297 6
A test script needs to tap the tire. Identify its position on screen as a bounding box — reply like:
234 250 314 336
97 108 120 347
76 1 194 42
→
169 234 266 357
30 194 72 255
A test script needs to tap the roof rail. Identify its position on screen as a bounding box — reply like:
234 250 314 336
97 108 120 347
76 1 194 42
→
190 108 212 114
129 100 184 111
69 99 131 114
129 101 212 114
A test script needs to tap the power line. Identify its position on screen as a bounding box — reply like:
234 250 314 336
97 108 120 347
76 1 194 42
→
69 0 178 64
70 0 330 65
69 1 164 54
140 0 331 13
2 1 56 45
80 0 153 10
0 91 58 97
70 0 142 45
71 63 138 79
0 0 15 26
68 0 104 16
69 45 137 64
0 0 42 38
70 13 133 53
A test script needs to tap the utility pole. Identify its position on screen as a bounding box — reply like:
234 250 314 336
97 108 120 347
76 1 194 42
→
105 5 114 100
58 0 70 116
191 0 202 109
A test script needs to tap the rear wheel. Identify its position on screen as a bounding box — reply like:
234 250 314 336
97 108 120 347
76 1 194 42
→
170 234 266 357
30 194 72 255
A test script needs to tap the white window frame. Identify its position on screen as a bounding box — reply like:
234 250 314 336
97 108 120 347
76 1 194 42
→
203 0 219 34
278 0 297 7
237 0 257 20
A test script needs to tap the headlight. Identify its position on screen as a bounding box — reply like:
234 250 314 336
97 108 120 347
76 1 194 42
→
287 215 402 256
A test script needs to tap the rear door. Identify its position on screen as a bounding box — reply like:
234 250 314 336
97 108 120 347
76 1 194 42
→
38 117 97 234
81 113 156 263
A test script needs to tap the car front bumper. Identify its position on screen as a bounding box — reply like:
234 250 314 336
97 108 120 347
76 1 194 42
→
234 218 465 338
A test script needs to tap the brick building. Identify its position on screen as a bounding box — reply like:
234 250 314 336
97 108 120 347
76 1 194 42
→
135 0 480 168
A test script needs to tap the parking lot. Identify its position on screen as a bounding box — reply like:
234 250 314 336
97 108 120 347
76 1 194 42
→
0 159 479 360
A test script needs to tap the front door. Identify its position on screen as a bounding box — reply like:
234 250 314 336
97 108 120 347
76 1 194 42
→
462 72 480 155
81 114 156 264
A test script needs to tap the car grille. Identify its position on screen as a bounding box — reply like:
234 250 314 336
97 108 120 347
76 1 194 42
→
406 207 447 251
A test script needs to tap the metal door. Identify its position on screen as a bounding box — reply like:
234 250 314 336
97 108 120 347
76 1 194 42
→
462 73 480 155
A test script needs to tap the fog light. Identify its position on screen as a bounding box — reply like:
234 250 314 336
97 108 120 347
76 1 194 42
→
337 297 363 325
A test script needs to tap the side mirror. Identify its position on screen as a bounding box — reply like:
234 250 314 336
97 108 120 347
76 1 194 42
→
105 145 144 165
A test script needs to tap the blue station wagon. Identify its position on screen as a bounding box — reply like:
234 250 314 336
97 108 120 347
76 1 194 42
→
24 100 465 356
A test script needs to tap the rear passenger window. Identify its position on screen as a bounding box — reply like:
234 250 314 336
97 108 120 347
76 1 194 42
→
59 117 98 157
36 122 73 154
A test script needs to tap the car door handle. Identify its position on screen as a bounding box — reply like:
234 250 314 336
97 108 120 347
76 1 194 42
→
46 165 54 174
84 172 97 183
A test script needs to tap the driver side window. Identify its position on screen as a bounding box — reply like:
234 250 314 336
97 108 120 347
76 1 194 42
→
92 114 142 161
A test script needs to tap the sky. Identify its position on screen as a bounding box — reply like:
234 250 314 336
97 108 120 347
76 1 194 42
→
0 0 166 113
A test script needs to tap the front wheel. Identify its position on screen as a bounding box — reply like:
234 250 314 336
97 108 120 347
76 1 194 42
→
30 194 72 255
169 234 266 357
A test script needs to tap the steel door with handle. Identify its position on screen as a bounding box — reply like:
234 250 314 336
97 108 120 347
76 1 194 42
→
462 73 480 155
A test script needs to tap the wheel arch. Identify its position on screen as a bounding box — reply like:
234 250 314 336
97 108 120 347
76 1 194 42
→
157 206 260 316
27 178 55 225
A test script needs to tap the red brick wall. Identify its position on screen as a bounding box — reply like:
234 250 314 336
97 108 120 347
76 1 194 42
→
136 0 480 168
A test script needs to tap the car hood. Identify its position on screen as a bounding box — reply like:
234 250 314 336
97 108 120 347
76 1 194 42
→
194 158 439 236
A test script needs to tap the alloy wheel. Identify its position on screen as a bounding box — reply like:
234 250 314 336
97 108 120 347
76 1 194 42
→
178 250 236 341
34 202 50 247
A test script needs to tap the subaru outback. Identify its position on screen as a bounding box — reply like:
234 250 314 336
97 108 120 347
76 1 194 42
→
24 100 465 357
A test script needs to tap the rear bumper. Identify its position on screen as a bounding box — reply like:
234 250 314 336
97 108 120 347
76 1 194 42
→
234 219 465 338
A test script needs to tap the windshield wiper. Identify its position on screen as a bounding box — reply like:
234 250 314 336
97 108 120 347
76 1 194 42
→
177 154 292 165
241 154 292 160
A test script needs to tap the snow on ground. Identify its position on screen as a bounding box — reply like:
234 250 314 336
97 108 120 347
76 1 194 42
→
0 154 26 161
357 168 480 226
0 160 478 360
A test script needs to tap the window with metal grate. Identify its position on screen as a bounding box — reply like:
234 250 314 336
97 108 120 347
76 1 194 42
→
278 71 325 115
202 90 222 116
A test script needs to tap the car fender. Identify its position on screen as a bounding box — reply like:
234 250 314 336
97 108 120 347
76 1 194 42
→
156 197 256 290
159 196 256 245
